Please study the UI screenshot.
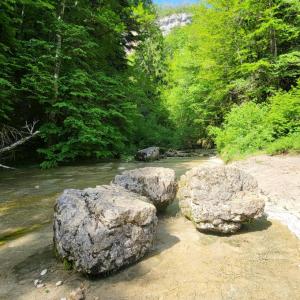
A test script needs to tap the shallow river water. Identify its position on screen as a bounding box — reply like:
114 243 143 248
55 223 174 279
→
0 157 300 300
0 157 207 241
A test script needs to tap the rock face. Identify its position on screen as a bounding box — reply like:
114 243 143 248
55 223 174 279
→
53 185 157 275
114 167 177 211
158 13 192 36
135 147 160 161
178 166 265 233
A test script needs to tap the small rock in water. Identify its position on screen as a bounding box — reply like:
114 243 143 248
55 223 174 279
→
40 269 47 276
35 185 40 189
34 279 41 286
56 280 63 286
36 283 45 288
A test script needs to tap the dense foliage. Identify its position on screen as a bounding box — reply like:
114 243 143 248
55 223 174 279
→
163 0 300 155
0 0 170 167
1 0 299 167
210 81 300 161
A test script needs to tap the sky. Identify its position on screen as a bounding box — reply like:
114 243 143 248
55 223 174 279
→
153 0 198 5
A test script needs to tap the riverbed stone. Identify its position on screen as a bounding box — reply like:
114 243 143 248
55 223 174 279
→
135 147 160 161
113 167 177 211
53 185 158 275
178 166 265 233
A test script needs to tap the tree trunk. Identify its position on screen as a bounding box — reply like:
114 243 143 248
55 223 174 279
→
268 0 277 58
48 0 66 146
53 0 66 105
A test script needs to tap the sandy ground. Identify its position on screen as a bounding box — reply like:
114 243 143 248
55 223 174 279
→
0 215 299 300
232 154 300 238
1 155 300 300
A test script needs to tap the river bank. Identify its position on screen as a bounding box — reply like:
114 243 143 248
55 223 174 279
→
0 155 299 299
231 154 300 238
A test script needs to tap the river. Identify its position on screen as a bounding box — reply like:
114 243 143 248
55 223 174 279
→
0 157 207 242
0 156 299 300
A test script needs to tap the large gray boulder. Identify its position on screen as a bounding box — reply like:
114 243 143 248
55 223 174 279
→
178 166 265 233
53 185 157 275
113 167 177 211
135 147 160 161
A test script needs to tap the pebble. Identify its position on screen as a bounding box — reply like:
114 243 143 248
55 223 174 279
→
40 269 47 276
56 280 63 286
36 283 45 288
34 279 41 286
61 298 67 300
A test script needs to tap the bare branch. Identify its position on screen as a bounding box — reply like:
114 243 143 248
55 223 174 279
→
0 130 40 155
0 125 23 148
22 120 38 135
0 164 16 170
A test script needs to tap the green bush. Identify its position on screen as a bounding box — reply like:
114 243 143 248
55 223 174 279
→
209 102 272 161
210 81 300 161
268 84 300 138
266 131 300 155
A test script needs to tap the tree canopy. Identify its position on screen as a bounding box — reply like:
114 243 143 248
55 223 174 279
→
162 0 300 155
1 0 299 166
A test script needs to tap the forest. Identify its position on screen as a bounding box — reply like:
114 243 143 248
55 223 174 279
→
0 0 299 168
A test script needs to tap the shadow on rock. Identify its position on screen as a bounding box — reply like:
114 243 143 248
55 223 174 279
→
88 219 180 284
158 199 180 218
196 217 272 237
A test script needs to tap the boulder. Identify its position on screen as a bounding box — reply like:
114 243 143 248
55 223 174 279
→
178 166 265 233
114 167 177 211
135 147 160 161
53 185 157 275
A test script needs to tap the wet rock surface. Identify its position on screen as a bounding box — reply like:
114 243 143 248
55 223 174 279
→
114 167 177 211
178 166 265 233
135 147 160 162
53 185 157 275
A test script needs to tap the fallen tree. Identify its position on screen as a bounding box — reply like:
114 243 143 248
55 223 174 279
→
0 122 40 169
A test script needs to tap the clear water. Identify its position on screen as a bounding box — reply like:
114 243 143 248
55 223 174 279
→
0 157 207 238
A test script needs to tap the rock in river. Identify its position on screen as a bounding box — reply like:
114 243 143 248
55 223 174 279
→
114 167 177 211
135 147 160 161
53 185 157 275
178 166 265 233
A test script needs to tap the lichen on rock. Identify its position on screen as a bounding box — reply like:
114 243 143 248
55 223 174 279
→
113 167 177 211
53 185 157 275
178 166 265 233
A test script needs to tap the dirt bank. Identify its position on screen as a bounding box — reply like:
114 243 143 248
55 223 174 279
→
232 154 300 238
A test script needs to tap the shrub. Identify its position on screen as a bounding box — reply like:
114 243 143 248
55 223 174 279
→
210 81 300 161
267 83 300 138
209 102 272 161
266 131 300 155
